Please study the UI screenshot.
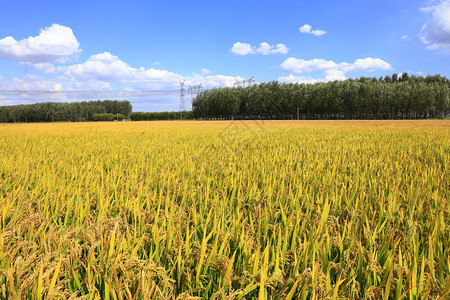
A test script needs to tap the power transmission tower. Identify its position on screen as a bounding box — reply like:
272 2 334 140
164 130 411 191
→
188 84 203 105
179 80 186 112
234 76 255 88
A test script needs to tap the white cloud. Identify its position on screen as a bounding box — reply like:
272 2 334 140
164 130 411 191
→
339 58 392 72
200 68 211 74
279 57 390 84
401 35 410 41
0 77 73 103
196 75 246 88
0 24 80 63
299 24 327 37
255 42 288 55
4 78 69 92
419 0 450 51
30 62 62 74
280 57 392 73
281 58 337 73
231 42 253 55
231 42 288 55
151 62 160 66
278 70 346 84
324 69 347 81
278 74 321 84
55 52 183 90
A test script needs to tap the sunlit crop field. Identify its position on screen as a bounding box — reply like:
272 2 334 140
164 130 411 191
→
0 120 449 299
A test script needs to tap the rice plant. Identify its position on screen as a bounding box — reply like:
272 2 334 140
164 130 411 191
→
0 120 448 299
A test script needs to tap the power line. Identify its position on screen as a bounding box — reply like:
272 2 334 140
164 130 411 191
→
0 89 179 96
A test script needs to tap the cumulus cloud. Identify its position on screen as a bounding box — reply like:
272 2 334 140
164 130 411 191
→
280 57 391 73
281 58 337 73
324 69 347 81
279 57 391 84
231 42 253 55
338 58 392 72
0 24 80 63
231 42 288 55
278 74 321 84
299 24 327 37
54 52 184 90
278 70 346 84
197 75 246 88
2 77 65 92
30 62 62 74
0 77 72 103
419 0 450 51
255 42 288 55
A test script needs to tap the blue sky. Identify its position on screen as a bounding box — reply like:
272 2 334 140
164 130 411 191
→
0 0 449 111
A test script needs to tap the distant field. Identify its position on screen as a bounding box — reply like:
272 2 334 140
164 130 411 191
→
0 120 449 299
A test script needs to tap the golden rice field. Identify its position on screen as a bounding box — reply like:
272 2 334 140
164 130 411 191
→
0 120 449 299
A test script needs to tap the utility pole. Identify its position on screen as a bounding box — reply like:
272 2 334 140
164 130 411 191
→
179 80 185 119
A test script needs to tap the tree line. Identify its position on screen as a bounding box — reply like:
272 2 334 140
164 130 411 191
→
0 100 132 123
192 74 450 119
130 111 194 121
92 113 125 121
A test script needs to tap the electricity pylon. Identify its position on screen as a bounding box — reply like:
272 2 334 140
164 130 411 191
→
234 76 255 88
188 84 203 104
179 80 186 112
